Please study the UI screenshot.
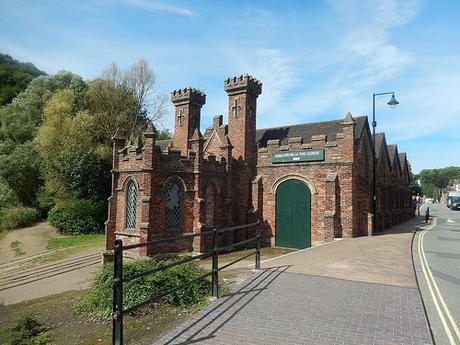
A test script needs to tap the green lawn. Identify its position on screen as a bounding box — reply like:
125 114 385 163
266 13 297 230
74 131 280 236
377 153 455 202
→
47 234 105 250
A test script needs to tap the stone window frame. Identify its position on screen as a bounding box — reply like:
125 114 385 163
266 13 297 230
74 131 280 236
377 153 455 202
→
163 176 186 233
125 178 138 230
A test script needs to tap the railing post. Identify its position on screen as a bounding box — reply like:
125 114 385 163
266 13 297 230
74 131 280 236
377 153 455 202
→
255 221 261 270
211 227 219 298
112 239 123 345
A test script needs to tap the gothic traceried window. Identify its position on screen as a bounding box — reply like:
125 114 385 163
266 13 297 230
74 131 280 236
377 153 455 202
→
126 180 137 229
165 182 182 231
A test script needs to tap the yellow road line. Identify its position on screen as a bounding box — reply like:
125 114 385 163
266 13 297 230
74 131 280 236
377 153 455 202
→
418 218 459 344
420 218 460 341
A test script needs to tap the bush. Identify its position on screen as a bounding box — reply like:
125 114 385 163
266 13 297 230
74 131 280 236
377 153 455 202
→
0 207 39 231
7 315 51 345
48 198 106 234
0 177 18 209
76 258 211 319
35 186 55 218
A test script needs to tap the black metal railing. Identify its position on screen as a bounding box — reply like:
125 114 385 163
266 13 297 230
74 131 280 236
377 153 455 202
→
112 221 261 345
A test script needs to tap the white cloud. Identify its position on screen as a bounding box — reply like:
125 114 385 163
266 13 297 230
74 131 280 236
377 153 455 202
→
119 0 194 17
282 0 422 124
219 48 299 127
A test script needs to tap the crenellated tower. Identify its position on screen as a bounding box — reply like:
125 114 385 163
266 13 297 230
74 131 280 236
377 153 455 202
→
171 87 206 156
224 75 262 166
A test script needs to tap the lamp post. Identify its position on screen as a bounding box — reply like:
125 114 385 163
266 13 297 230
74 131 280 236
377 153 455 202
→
372 92 399 234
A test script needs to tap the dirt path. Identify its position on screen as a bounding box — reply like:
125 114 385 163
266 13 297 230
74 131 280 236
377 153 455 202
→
0 249 103 305
0 222 57 264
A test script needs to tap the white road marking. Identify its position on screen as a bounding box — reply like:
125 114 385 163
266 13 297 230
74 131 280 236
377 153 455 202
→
447 219 455 223
419 218 460 344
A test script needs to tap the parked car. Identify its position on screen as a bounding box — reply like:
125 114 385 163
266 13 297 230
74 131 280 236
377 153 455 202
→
449 196 460 210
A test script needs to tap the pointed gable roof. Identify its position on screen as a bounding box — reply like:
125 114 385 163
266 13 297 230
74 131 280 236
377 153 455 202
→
374 133 385 158
398 152 411 182
387 144 396 162
387 144 402 175
398 152 407 170
374 132 392 171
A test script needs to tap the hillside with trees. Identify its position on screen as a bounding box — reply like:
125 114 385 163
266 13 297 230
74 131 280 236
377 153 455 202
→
0 57 168 234
415 166 460 198
0 53 46 106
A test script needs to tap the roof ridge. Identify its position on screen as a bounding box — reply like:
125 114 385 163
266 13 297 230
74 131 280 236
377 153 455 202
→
256 116 366 132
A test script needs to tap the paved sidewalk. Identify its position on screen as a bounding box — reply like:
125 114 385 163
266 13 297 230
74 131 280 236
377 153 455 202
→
262 217 424 288
152 219 433 345
154 269 431 345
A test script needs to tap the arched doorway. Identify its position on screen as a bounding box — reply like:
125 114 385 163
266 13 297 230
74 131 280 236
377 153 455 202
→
275 179 311 249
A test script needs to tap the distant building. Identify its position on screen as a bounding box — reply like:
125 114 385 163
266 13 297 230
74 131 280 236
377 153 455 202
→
104 74 413 257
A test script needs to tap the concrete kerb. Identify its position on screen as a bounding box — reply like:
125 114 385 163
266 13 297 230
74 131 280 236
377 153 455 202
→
411 219 437 345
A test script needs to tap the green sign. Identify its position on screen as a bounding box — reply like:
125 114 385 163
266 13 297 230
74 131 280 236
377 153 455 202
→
272 149 325 164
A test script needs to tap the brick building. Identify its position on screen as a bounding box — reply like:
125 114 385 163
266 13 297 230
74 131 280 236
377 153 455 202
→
104 74 413 256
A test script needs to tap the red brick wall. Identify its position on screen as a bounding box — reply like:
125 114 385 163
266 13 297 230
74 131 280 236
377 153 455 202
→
256 116 357 246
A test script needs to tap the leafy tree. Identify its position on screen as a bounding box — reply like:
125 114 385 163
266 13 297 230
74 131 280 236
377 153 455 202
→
37 89 109 201
84 79 139 145
101 59 168 125
157 128 173 140
0 176 18 209
0 71 85 144
0 141 42 206
416 166 460 198
0 53 46 106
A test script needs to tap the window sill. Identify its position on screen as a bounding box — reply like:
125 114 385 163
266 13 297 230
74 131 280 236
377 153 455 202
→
115 230 140 237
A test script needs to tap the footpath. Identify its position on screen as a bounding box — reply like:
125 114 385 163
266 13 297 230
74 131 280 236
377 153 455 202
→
153 218 433 345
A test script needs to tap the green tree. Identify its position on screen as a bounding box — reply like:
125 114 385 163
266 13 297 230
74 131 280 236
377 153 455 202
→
84 79 139 146
157 128 172 140
101 59 168 126
0 53 46 106
0 71 85 144
416 166 460 198
0 141 42 206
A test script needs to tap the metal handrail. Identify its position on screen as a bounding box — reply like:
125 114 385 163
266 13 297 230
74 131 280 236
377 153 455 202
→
112 220 261 345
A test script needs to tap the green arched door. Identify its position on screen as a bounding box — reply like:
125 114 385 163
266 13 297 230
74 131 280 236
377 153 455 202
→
275 179 311 249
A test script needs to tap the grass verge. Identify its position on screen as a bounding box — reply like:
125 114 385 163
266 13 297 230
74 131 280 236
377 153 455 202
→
0 290 200 345
47 234 105 250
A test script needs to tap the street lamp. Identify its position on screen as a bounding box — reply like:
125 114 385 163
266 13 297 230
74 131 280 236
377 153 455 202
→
372 92 399 235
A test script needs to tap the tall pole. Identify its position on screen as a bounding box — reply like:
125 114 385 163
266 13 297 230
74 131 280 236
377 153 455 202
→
372 93 376 235
371 91 398 235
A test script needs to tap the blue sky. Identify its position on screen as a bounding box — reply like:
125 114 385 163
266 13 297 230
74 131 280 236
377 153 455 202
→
1 0 459 173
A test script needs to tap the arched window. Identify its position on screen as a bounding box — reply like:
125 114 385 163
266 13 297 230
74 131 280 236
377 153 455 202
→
205 184 216 227
126 180 138 229
165 182 182 231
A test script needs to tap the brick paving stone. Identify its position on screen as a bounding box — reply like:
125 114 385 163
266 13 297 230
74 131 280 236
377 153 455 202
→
152 268 432 345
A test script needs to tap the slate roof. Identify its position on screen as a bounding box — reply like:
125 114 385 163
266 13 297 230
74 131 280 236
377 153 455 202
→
158 115 370 152
387 144 397 164
374 133 385 158
255 116 368 148
399 153 407 171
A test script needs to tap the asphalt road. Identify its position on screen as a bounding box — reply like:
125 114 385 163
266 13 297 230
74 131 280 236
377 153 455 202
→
414 203 460 345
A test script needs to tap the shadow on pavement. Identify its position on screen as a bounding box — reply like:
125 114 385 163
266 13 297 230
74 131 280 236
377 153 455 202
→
374 216 428 236
161 265 291 345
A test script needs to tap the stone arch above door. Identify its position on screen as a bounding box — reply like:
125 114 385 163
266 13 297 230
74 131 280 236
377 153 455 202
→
271 173 317 195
